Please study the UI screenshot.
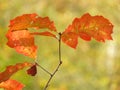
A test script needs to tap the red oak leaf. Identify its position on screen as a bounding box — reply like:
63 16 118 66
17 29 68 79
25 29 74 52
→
9 13 56 31
62 13 113 48
0 79 24 90
0 62 33 83
61 26 78 48
31 17 56 31
6 30 37 58
27 64 37 76
9 13 37 30
7 13 57 58
72 13 113 41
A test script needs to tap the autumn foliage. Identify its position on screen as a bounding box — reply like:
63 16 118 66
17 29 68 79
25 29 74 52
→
62 13 113 48
6 13 57 58
0 62 33 90
0 79 24 90
0 13 113 90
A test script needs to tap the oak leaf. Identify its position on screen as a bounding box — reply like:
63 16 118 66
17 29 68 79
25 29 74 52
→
61 13 113 48
7 13 57 58
9 14 56 31
6 30 37 58
61 31 78 49
0 79 24 90
0 62 33 83
9 13 37 30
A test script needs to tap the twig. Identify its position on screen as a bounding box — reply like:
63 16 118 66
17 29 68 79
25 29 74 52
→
44 32 62 90
36 63 52 76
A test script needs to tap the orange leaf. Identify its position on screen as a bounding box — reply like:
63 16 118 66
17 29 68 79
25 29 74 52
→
72 13 113 42
9 13 37 30
0 62 33 83
9 13 56 31
7 13 57 58
31 16 56 31
6 30 37 58
0 79 24 90
62 13 113 48
62 31 78 49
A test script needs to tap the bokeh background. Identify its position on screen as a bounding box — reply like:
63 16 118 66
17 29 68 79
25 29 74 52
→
0 0 120 90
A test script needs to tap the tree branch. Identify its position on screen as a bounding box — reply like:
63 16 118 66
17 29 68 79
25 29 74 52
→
44 32 62 90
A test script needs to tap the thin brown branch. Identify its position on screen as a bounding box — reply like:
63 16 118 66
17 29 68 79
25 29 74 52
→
36 63 52 76
44 32 62 90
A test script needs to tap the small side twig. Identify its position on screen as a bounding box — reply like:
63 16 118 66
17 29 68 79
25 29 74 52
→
36 63 52 76
44 32 62 90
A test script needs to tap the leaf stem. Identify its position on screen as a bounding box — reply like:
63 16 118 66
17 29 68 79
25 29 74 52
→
44 32 62 90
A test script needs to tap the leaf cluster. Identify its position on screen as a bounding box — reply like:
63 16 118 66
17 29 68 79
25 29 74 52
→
0 13 113 90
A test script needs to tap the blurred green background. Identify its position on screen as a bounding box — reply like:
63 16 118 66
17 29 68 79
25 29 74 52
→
0 0 120 90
